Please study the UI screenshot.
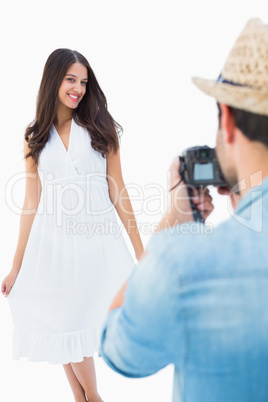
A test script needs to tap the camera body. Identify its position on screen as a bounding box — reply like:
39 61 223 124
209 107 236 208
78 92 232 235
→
179 145 227 187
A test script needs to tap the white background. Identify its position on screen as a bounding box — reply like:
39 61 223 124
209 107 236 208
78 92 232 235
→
0 1 266 401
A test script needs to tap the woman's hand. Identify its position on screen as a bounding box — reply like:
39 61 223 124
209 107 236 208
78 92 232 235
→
135 250 145 262
1 271 18 297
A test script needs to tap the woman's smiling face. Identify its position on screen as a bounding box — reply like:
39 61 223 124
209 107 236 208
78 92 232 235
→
57 62 88 110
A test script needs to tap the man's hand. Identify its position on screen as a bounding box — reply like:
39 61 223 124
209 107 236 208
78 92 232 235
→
169 155 214 218
155 156 214 232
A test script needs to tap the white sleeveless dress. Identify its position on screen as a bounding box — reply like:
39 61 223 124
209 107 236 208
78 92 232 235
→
7 118 135 364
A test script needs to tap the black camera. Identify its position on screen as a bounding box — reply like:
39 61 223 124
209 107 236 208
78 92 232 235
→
179 145 227 187
178 145 227 223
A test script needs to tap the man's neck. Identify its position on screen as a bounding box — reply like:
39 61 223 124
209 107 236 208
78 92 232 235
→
236 143 268 198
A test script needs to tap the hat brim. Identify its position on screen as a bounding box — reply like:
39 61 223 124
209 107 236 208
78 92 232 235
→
192 77 268 116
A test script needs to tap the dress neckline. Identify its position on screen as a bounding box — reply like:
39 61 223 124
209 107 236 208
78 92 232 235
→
52 118 74 154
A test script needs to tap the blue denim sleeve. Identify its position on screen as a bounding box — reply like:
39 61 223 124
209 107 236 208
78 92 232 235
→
99 231 185 378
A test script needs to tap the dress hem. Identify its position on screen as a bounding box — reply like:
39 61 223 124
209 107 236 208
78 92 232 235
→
12 325 101 365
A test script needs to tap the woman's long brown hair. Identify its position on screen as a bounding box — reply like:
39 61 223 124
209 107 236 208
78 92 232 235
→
25 48 122 164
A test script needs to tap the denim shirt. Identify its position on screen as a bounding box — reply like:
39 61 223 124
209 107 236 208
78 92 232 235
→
100 177 268 402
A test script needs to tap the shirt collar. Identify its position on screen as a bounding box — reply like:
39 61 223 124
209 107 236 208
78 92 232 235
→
235 175 268 215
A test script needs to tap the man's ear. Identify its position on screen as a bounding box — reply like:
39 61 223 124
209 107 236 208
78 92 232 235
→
220 103 236 144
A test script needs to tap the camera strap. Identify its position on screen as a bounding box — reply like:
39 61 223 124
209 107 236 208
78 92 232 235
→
187 187 205 223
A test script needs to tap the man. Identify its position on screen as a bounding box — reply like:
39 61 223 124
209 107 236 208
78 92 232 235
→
100 18 268 402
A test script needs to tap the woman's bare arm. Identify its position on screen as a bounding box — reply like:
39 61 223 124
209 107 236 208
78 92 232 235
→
106 147 144 261
1 136 42 296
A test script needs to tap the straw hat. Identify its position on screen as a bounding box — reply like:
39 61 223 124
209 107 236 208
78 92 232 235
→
192 18 268 116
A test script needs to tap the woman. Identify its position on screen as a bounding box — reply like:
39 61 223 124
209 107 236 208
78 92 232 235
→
1 49 144 402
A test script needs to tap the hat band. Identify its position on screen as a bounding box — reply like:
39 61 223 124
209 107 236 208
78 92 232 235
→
217 74 247 87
